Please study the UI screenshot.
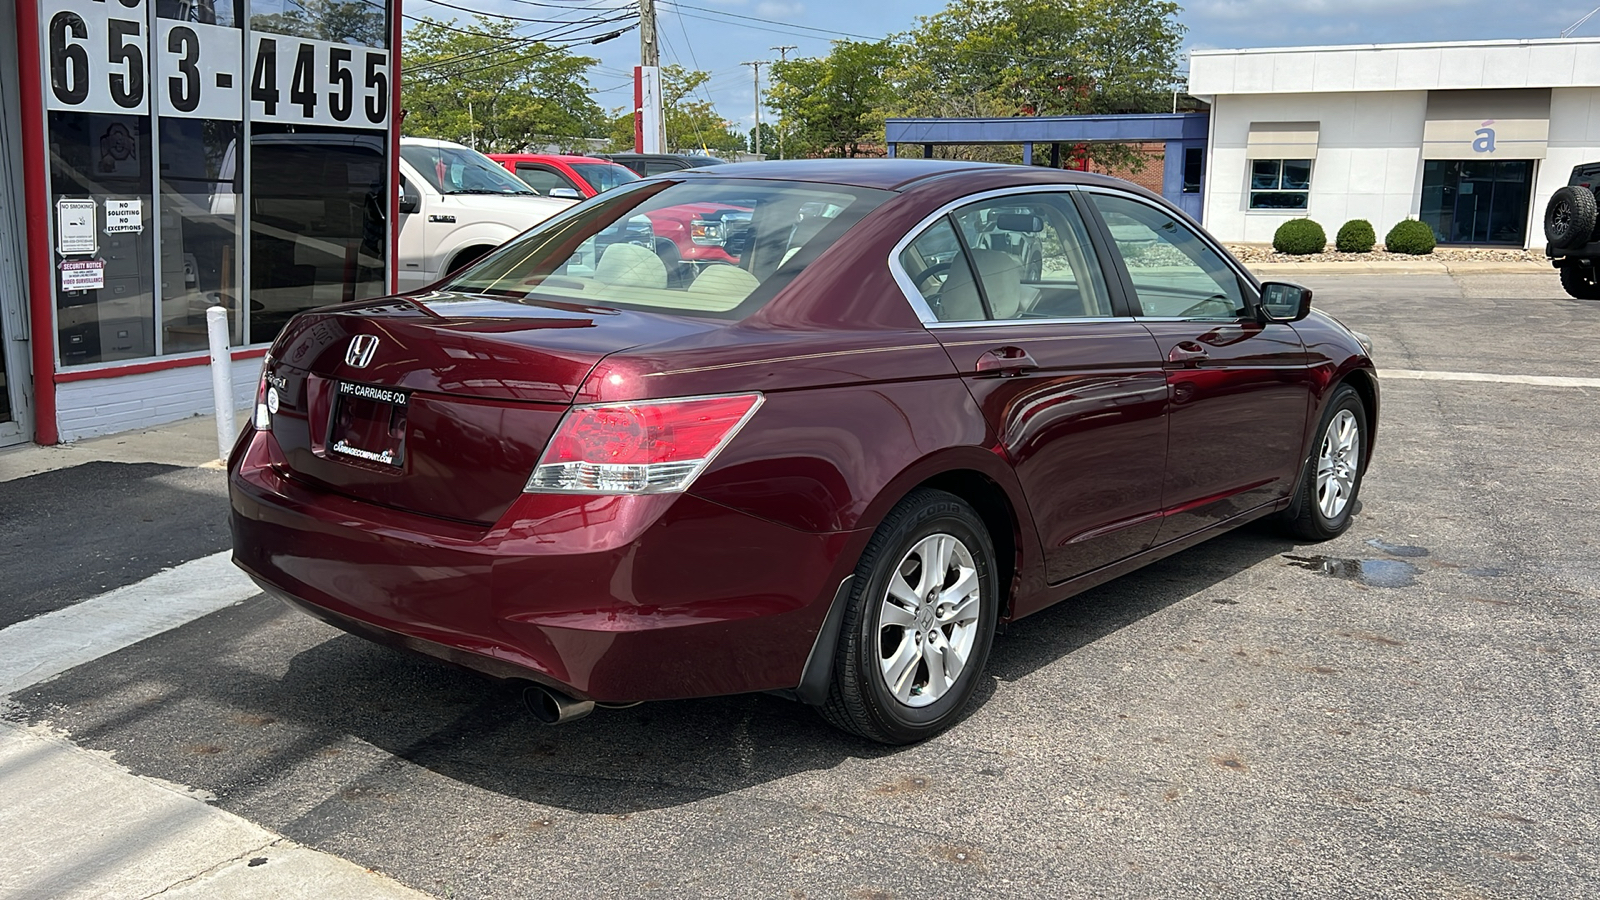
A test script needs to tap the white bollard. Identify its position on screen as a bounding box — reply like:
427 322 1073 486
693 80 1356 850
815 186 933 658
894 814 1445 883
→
206 305 237 462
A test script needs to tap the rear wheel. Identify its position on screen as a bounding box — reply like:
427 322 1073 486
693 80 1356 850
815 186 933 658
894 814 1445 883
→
1560 263 1600 300
820 489 998 745
1544 186 1598 251
1280 384 1367 541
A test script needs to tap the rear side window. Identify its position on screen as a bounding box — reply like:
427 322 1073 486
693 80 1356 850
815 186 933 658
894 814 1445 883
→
443 179 891 319
515 165 578 195
898 192 1111 323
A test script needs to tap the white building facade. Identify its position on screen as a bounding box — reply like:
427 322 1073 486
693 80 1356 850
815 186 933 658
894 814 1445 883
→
1189 38 1600 248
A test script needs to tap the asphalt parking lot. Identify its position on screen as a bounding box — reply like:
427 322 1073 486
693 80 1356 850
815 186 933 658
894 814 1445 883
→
3 272 1597 899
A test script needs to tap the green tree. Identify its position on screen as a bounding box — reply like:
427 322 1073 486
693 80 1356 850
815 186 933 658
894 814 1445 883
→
890 0 1185 165
767 40 899 158
400 18 604 153
605 65 744 154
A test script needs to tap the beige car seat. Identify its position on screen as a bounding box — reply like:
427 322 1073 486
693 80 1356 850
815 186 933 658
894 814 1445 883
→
595 242 668 290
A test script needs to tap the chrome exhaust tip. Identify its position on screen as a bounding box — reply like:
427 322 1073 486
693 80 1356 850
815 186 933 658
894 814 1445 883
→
522 685 595 725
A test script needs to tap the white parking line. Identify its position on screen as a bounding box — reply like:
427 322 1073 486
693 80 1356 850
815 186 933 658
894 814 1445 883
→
1381 369 1600 389
0 551 259 697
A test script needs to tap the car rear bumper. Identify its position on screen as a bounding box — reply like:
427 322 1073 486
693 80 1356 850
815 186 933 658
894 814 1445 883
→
229 429 863 703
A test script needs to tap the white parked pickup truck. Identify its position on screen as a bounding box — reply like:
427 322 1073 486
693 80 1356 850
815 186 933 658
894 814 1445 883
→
397 137 576 293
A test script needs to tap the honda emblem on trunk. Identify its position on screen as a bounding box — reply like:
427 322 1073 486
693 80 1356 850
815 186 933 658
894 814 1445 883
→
345 335 379 368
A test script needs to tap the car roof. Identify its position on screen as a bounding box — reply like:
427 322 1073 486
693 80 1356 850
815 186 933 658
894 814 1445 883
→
607 153 725 164
489 153 617 165
661 158 1131 192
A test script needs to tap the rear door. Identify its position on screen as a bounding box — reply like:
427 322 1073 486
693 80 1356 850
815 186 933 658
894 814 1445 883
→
1081 190 1314 542
899 189 1169 585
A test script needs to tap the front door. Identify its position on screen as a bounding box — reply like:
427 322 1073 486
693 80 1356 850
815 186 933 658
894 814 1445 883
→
900 191 1170 586
1083 191 1313 543
1419 159 1535 245
0 73 27 446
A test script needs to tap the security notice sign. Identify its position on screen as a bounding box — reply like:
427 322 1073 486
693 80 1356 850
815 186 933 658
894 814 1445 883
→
60 258 106 291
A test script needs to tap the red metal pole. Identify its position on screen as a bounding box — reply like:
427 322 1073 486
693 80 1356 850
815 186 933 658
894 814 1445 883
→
16 0 58 444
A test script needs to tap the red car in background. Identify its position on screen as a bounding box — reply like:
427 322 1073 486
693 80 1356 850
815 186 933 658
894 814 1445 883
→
489 153 639 199
492 153 752 267
231 160 1379 745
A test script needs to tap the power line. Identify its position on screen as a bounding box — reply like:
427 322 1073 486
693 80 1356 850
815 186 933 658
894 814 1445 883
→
404 13 635 74
407 23 635 80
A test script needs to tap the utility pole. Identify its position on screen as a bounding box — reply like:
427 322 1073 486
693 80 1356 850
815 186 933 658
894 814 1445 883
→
741 60 770 157
770 46 796 159
636 0 664 152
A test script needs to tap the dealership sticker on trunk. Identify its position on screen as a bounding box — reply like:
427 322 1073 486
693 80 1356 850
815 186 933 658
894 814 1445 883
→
329 381 409 468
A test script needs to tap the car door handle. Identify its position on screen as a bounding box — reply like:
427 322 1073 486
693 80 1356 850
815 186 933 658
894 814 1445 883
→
974 346 1039 377
1167 341 1208 367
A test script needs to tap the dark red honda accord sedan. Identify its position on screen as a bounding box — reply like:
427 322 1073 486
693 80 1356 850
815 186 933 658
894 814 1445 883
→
230 159 1378 744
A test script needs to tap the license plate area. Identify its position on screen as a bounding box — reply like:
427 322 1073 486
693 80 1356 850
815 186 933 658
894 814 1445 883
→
327 381 409 469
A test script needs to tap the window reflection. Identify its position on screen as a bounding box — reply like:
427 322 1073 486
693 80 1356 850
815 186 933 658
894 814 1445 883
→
248 124 387 345
160 119 242 352
249 0 387 46
52 112 157 364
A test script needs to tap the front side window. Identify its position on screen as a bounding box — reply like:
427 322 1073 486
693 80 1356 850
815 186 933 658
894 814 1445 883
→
1089 193 1246 319
1249 159 1312 210
401 144 534 196
444 179 889 319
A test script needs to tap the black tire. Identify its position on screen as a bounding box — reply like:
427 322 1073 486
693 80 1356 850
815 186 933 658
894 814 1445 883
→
1280 384 1368 542
1560 263 1600 300
1544 186 1598 251
819 488 999 745
447 246 493 275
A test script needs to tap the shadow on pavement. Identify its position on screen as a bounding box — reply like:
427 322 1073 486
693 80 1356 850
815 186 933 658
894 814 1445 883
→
8 529 1295 820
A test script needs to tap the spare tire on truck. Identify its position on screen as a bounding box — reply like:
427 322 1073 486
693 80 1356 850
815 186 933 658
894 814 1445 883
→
1545 186 1599 251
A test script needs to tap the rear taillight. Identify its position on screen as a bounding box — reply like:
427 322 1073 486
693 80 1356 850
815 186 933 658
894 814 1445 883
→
253 355 275 431
525 393 763 494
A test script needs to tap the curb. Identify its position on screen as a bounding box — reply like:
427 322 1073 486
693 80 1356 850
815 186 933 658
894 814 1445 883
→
1246 260 1552 276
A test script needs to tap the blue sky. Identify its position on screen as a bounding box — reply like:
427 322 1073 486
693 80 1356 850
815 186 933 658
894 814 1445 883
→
404 0 1600 139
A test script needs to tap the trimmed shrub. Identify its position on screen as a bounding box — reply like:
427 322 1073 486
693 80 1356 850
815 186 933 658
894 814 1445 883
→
1335 219 1376 253
1385 219 1437 255
1273 218 1327 255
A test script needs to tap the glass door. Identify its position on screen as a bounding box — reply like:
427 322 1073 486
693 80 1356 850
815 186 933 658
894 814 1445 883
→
1420 159 1535 245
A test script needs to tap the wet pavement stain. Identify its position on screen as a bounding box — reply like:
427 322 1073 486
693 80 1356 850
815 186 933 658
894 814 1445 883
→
1366 538 1431 557
1462 566 1507 577
1285 555 1420 587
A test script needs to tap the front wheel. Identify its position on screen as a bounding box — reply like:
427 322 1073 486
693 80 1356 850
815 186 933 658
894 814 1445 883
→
1280 384 1368 541
819 489 999 745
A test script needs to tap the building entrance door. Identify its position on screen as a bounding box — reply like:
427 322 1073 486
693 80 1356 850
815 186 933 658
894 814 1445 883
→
1420 159 1535 245
0 30 27 447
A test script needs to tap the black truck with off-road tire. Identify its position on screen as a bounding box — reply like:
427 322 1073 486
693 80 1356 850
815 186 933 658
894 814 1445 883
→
1545 162 1600 299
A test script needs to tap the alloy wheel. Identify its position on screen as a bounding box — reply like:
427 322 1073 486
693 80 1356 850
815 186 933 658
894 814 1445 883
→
877 533 982 708
1316 409 1361 519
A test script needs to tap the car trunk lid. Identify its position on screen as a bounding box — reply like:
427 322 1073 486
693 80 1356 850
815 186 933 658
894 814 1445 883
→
265 293 714 524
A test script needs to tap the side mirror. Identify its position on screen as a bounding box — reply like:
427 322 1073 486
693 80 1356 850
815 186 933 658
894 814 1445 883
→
1257 281 1312 323
548 187 583 200
398 183 421 215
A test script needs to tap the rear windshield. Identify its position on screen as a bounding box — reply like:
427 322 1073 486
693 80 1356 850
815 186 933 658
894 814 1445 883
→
441 179 891 319
572 162 638 193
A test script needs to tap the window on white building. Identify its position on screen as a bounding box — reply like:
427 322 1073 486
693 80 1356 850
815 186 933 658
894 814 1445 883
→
1249 160 1312 210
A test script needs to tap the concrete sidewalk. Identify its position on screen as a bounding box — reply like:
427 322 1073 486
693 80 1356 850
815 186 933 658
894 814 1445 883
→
0 412 239 483
0 722 432 900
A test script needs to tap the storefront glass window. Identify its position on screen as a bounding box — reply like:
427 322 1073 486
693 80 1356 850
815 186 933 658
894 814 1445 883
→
1419 159 1533 245
38 0 392 368
1248 159 1312 210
